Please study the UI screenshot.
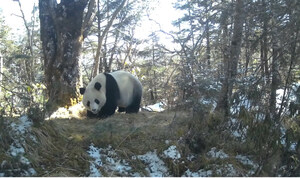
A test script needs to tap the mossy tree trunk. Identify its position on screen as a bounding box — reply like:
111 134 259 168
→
39 0 95 111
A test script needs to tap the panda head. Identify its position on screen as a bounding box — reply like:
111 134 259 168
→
80 76 107 114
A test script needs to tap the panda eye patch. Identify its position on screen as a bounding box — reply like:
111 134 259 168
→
95 99 100 104
87 101 90 107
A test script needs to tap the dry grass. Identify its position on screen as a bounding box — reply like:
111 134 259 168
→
3 109 279 176
24 110 193 176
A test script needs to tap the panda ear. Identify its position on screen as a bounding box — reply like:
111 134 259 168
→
79 88 85 95
94 82 102 91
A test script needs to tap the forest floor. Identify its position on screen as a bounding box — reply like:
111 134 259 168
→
1 105 273 176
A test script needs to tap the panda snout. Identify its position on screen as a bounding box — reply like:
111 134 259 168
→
91 109 97 113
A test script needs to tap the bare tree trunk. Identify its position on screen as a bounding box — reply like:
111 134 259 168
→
229 0 244 89
17 0 36 83
278 6 299 118
260 0 270 85
215 0 230 115
108 30 120 71
205 19 211 68
268 23 280 121
216 0 244 117
0 54 2 93
93 0 127 77
205 2 211 68
39 0 89 112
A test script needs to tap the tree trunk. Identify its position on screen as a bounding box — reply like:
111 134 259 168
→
205 2 211 68
215 0 230 115
0 54 2 93
17 0 35 83
92 0 127 77
216 0 244 117
39 0 88 111
268 22 280 121
205 18 211 68
277 5 299 119
260 0 270 84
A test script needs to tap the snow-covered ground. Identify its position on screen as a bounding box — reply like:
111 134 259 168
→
163 145 181 160
136 150 169 177
87 144 259 177
88 144 133 176
207 147 229 159
142 102 166 112
235 154 259 176
1 114 264 177
1 115 37 176
87 144 172 177
183 147 259 177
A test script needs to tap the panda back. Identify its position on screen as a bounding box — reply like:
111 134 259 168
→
110 71 142 107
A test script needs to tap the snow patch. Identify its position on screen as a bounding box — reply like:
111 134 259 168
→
10 115 33 135
235 155 258 176
276 87 298 113
136 150 169 177
87 144 132 176
236 155 258 167
5 115 37 176
187 154 196 161
163 145 181 160
88 144 172 177
9 143 25 157
88 144 103 177
289 142 297 151
183 163 240 177
207 147 229 159
143 102 166 112
216 164 238 176
183 169 212 177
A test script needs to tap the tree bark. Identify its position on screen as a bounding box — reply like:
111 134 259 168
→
205 2 211 68
39 0 89 111
216 0 244 117
260 0 270 84
0 54 2 93
268 18 280 121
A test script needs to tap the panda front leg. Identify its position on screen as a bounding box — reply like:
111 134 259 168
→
87 110 99 118
98 102 118 118
118 107 126 112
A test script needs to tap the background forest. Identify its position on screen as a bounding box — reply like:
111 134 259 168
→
0 0 300 176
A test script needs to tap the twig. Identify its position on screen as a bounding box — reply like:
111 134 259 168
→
116 127 137 148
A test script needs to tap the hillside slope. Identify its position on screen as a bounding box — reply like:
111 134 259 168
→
0 110 275 176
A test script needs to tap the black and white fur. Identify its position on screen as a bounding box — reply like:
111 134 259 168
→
80 70 142 118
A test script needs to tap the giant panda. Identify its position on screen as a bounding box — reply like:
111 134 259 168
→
80 70 143 118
